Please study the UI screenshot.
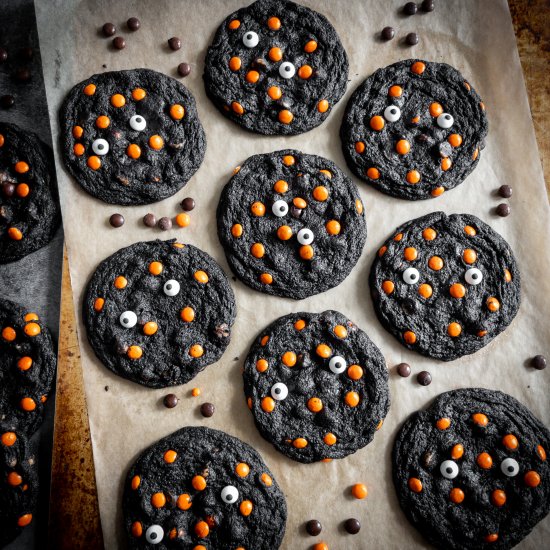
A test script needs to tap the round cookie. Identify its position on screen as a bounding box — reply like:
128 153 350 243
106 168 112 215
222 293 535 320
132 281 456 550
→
60 68 206 205
204 0 348 135
243 310 390 463
0 122 60 264
123 426 287 549
0 298 56 435
341 59 488 200
393 388 550 549
217 149 367 300
369 212 520 361
0 423 38 548
83 240 236 388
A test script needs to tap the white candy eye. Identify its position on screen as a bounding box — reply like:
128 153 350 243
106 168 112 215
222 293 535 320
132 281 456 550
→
279 61 296 79
163 280 180 296
92 138 109 155
440 460 459 479
119 311 137 328
437 113 454 129
384 105 401 122
501 458 519 477
242 31 259 48
145 525 164 544
129 114 146 131
272 200 288 217
329 355 347 374
221 485 239 504
271 382 288 401
464 268 483 285
297 228 314 245
402 267 420 285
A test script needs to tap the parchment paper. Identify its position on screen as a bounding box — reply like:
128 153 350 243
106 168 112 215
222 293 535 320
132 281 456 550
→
36 0 550 547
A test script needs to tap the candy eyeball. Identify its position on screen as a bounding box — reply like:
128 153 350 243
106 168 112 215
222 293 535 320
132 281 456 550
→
242 31 259 48
272 200 289 217
279 61 296 79
271 382 288 401
440 460 459 479
297 228 314 245
384 105 401 122
92 138 109 155
437 113 454 129
129 114 147 131
329 355 347 374
402 267 420 285
163 279 180 296
145 525 164 544
464 268 483 285
119 310 137 328
501 457 519 477
221 485 239 504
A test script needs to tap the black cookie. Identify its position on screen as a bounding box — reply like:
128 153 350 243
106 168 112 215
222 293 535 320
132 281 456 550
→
217 150 367 300
393 388 550 549
83 240 236 388
243 310 390 463
204 0 348 135
0 423 39 548
370 212 520 361
0 122 60 264
0 298 56 435
60 68 206 205
341 59 488 200
123 426 287 549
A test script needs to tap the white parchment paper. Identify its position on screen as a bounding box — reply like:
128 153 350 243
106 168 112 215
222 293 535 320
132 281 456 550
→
36 0 550 547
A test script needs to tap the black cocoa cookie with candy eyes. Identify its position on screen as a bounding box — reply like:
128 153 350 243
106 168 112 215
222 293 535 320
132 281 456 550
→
369 212 520 362
243 310 390 464
341 59 488 200
83 240 236 388
393 388 550 549
123 426 287 549
217 149 367 300
203 0 349 135
60 69 206 205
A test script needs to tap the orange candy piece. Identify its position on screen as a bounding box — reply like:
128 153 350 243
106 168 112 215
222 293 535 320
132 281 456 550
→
261 396 275 412
316 344 332 358
472 413 489 427
278 110 293 124
436 418 451 430
477 452 493 469
304 40 317 53
24 322 41 337
491 489 506 507
396 139 411 155
149 135 164 150
277 225 292 240
110 94 126 107
96 115 110 129
282 351 296 367
524 470 541 487
251 201 266 216
235 463 250 477
345 391 360 407
194 271 209 283
370 115 385 131
127 144 141 159
192 475 207 491
317 99 329 113
164 450 177 463
229 56 242 71
87 156 101 170
20 397 36 411
307 397 323 413
408 478 422 493
170 104 185 120
151 492 166 508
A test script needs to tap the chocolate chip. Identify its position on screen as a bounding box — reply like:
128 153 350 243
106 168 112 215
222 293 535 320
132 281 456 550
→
498 184 513 198
0 95 15 109
20 47 33 61
344 518 361 535
290 206 303 219
396 363 411 377
163 394 179 408
531 355 547 370
143 213 156 227
109 213 124 228
15 68 31 82
112 36 126 50
417 371 432 386
422 450 434 467
127 17 140 31
200 403 215 417
305 520 322 536
496 203 510 217
157 216 172 231
381 26 395 41
402 298 417 314
415 133 429 143
406 32 419 45
2 182 15 198
214 324 230 338
181 197 195 211
116 341 129 355
252 58 267 70
102 22 116 36
439 142 453 158
177 62 191 77
0 48 7 63
404 2 418 15
421 0 435 11
168 37 181 50
295 353 311 369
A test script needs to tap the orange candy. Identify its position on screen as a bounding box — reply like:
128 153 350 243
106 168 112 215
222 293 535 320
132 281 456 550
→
127 346 143 360
347 365 363 380
485 534 499 543
2 327 16 341
404 247 417 261
251 201 266 216
441 158 452 171
491 489 506 507
236 463 250 477
96 115 110 129
170 104 185 120
231 224 243 238
345 391 360 407
261 396 275 412
431 186 445 197
278 110 293 124
370 115 385 131
304 40 317 53
176 213 191 227
164 450 177 463
536 444 546 460
246 70 260 83
366 167 380 179
333 325 347 338
149 135 164 150
127 144 141 159
260 273 273 285
181 307 195 323
477 452 493 469
194 271 209 283
299 245 314 260
282 351 296 367
293 437 308 449
464 225 477 236
436 418 451 430
15 161 29 173
408 478 422 493
524 470 541 487
487 297 500 312
448 322 462 337
149 261 163 275
316 344 332 358
502 434 519 450
73 143 85 156
143 321 158 336
132 88 146 101
294 319 306 330
8 227 22 241
7 471 23 486
411 61 426 74
429 102 443 117
273 179 288 193
87 156 101 170
240 500 253 516
110 93 126 107
313 543 328 550
451 444 464 459
20 397 36 411
261 473 273 486
131 475 141 490
448 134 463 147
72 125 84 139
194 521 209 538
450 487 465 504
177 493 192 510
406 170 421 184
472 413 489 427
232 101 244 115
189 344 204 358
463 249 477 264
229 56 242 71
228 19 240 30
403 331 417 344
277 225 292 240
151 492 166 508
298 65 313 79
83 83 96 95
317 99 329 113
192 475 207 491
17 514 32 527
382 280 395 294
251 242 265 258
24 323 40 337
396 139 411 155
268 47 283 62
418 284 433 298
1 432 17 446
449 283 466 299
389 85 403 97
131 522 143 537
18 357 33 371
114 276 127 289
267 16 281 30
422 228 436 240
191 388 201 397
324 433 337 445
307 397 323 413
428 256 444 270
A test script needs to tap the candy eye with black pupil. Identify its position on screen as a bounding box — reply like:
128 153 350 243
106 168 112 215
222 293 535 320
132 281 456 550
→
145 525 164 544
279 61 296 79
272 200 288 217
329 355 347 374
297 228 314 245
119 310 137 328
440 460 459 479
271 382 288 401
242 31 259 48
437 113 454 129
501 457 519 477
163 280 180 296
92 138 109 155
129 115 146 131
402 267 420 285
464 268 483 285
221 485 239 503
384 105 401 122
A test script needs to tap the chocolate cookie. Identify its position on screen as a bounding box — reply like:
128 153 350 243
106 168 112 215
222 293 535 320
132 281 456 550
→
123 426 287 548
0 423 38 548
341 59 488 200
83 240 236 388
243 310 389 463
0 298 56 436
204 0 348 135
0 122 60 264
370 212 520 361
60 68 206 205
393 388 550 549
217 150 367 300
